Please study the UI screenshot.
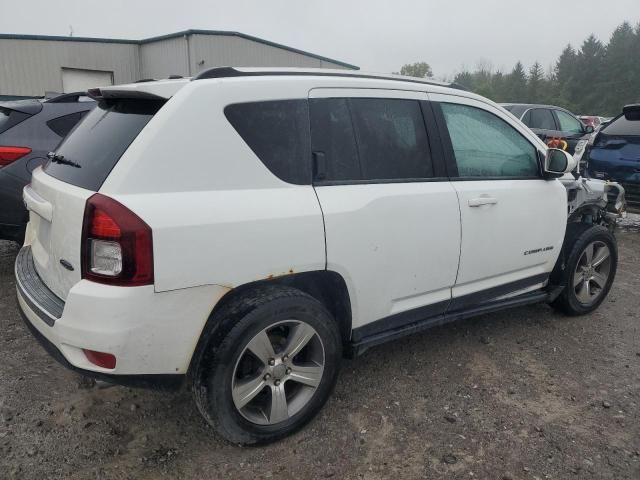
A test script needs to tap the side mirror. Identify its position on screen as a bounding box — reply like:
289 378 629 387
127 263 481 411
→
623 104 640 121
544 148 577 178
584 125 595 134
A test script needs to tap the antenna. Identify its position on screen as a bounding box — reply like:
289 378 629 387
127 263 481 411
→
69 25 73 37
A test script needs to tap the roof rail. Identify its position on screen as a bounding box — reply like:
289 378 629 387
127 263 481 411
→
192 67 468 91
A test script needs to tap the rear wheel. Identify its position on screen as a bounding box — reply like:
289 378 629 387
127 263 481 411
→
551 224 617 315
192 286 341 445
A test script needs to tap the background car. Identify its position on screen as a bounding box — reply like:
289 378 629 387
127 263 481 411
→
502 103 594 154
0 92 95 242
585 104 640 208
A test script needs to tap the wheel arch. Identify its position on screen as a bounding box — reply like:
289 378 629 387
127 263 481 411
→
187 270 353 376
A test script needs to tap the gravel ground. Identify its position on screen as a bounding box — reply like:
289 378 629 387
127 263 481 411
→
1 220 639 480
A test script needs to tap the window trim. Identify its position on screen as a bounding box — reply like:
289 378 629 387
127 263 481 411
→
433 101 544 180
310 96 444 186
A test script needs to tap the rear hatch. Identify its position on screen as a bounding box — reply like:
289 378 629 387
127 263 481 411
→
26 96 165 300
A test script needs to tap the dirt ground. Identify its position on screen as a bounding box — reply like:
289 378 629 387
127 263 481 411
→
1 219 639 480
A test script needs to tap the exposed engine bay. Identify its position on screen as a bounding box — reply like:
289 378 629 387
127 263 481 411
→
561 139 626 231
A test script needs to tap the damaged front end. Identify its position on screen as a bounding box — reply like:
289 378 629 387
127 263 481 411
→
561 139 627 231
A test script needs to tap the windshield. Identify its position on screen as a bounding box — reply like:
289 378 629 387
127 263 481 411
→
44 98 165 191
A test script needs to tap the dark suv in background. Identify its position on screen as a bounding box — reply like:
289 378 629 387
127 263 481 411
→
586 104 640 208
0 92 95 242
502 103 594 154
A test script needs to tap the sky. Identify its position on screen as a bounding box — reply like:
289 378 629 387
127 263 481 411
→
0 0 638 78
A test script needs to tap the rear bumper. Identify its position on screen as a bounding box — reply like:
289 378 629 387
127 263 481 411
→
17 306 184 390
15 245 228 380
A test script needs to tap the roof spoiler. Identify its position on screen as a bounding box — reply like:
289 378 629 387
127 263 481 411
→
0 99 43 115
87 88 165 101
623 104 640 121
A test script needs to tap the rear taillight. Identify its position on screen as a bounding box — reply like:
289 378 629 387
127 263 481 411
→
0 146 31 167
81 194 153 286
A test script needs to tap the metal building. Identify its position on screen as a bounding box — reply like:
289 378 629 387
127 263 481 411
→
0 29 358 98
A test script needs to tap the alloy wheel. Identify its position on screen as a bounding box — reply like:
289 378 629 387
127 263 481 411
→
573 240 611 306
231 320 325 425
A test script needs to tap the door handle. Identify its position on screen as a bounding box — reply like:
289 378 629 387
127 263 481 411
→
468 196 498 207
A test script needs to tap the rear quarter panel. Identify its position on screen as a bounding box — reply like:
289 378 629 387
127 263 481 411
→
101 79 326 292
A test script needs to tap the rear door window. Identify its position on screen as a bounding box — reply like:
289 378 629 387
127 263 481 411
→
350 98 433 180
46 111 90 138
44 99 164 191
528 109 557 130
309 97 433 182
224 100 311 184
309 98 361 181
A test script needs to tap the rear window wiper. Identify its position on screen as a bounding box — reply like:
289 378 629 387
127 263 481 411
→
47 152 81 168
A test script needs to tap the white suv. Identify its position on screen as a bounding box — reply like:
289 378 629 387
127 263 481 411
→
16 68 618 444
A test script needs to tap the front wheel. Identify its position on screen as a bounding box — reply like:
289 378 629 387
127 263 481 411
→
551 224 618 315
192 286 342 445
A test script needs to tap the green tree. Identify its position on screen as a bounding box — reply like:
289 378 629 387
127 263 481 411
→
602 22 637 115
553 44 579 110
395 20 640 114
527 62 545 103
574 34 606 113
505 61 527 101
397 62 433 78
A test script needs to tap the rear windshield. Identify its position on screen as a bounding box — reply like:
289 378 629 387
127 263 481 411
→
44 98 164 191
601 114 640 137
0 107 31 134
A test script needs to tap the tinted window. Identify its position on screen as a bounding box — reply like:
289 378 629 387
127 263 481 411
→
441 103 539 178
521 110 532 126
601 115 640 136
44 99 164 191
309 98 433 182
555 110 583 134
0 107 30 134
309 98 360 181
46 110 89 137
528 109 556 130
225 100 310 184
350 98 433 180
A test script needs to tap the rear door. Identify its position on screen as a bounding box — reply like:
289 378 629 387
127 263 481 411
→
309 88 461 335
25 97 164 299
432 94 566 310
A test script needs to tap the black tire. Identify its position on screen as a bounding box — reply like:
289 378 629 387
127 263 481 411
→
551 224 617 315
191 285 342 445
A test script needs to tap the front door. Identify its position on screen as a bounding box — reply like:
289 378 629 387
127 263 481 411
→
309 88 461 336
432 94 567 311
